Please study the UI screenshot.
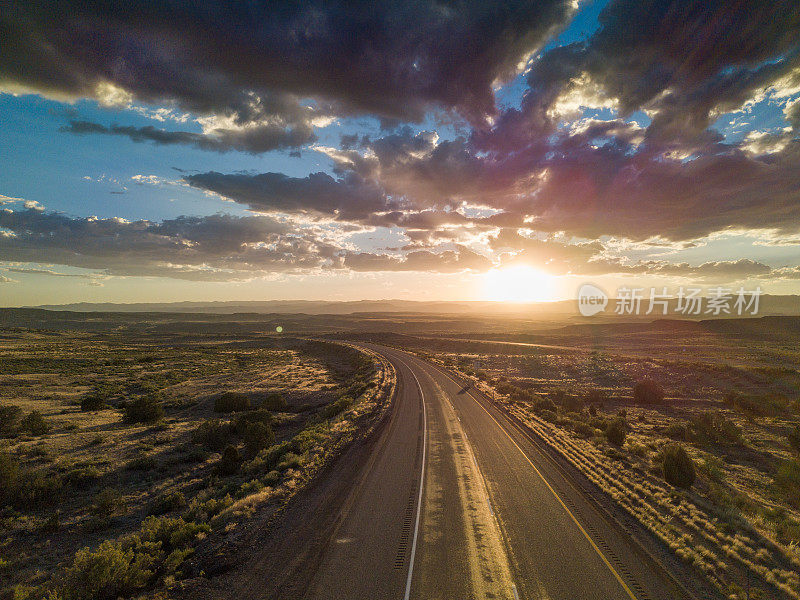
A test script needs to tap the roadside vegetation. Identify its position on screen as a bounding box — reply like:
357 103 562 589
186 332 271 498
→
0 331 394 599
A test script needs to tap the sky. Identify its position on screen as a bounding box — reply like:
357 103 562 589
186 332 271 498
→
1 0 800 306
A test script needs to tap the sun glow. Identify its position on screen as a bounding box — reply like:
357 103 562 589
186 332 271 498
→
482 265 555 303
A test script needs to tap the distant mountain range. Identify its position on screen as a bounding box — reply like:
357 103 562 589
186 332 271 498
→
27 295 800 316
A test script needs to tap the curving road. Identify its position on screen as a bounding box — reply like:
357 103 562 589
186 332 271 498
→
303 344 695 600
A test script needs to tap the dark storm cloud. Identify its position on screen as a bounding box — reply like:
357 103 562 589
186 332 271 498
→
4 1 800 278
184 171 394 221
1 1 574 125
61 119 316 154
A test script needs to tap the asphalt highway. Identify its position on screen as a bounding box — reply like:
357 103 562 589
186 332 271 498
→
305 345 693 600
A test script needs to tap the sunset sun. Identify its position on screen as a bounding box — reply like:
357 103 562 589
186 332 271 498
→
482 265 555 303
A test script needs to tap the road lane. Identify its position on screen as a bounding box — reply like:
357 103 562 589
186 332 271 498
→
305 356 425 600
306 343 693 600
400 350 692 600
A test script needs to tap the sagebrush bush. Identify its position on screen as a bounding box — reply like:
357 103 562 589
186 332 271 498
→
585 388 608 405
92 487 124 518
149 491 187 515
291 424 328 453
605 417 627 446
123 396 164 424
687 412 742 446
219 445 241 475
243 421 275 457
320 396 353 420
662 443 696 488
633 379 664 404
533 398 558 414
21 410 50 436
80 395 106 411
63 516 209 600
192 419 232 451
214 392 251 413
233 409 273 436
261 393 287 411
664 422 688 440
277 452 303 472
246 441 290 474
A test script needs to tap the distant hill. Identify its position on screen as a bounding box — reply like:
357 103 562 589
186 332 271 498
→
27 299 578 315
26 295 800 317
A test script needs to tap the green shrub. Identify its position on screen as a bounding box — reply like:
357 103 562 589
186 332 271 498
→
214 392 251 413
64 541 154 600
291 424 328 453
126 454 157 471
539 409 558 423
585 388 608 404
233 409 274 436
149 491 187 515
276 452 303 472
123 396 164 424
0 405 22 435
243 421 275 457
688 412 742 446
662 443 696 488
92 487 124 518
262 470 281 486
571 420 595 438
320 396 353 420
664 422 688 440
533 398 558 414
21 410 50 436
633 380 664 404
236 479 265 499
63 516 209 600
605 417 627 446
219 445 241 475
42 511 61 533
262 393 287 411
80 395 106 411
788 425 800 454
192 419 232 451
246 441 291 474
549 388 582 411
186 495 233 521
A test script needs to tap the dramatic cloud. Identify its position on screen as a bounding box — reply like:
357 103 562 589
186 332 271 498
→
184 171 393 221
0 207 493 278
1 1 575 125
62 119 316 154
0 208 337 280
3 1 800 287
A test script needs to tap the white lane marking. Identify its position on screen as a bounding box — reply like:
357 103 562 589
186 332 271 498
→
512 583 520 600
395 357 427 600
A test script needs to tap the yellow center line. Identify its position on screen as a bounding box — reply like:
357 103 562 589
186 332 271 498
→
415 356 639 600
